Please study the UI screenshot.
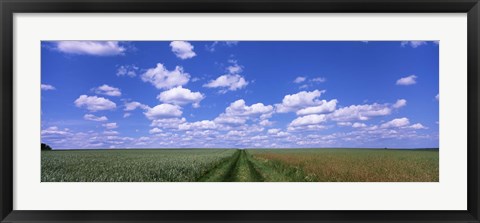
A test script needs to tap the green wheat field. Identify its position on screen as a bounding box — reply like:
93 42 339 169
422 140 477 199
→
41 148 439 182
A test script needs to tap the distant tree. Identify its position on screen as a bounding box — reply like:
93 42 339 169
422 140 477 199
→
41 143 52 151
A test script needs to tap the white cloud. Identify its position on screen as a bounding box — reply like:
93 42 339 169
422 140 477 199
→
205 41 238 52
102 122 118 129
311 77 326 83
329 103 391 121
123 113 131 118
116 65 138 77
103 130 119 135
41 84 55 90
41 126 72 136
401 41 427 48
74 95 116 112
227 64 243 74
84 114 108 122
141 63 190 89
94 84 121 97
226 130 247 137
144 104 182 120
157 86 205 108
352 122 367 128
205 42 219 52
267 128 281 134
55 41 126 56
275 90 326 113
410 123 427 129
289 114 327 127
203 60 248 93
170 41 196 59
203 74 248 93
293 76 306 83
226 60 244 74
149 128 163 134
296 99 337 116
179 120 217 131
392 99 407 108
225 99 273 117
124 101 149 111
259 119 273 126
337 122 352 126
214 114 247 125
150 118 186 129
435 94 439 101
396 75 417 85
381 117 410 128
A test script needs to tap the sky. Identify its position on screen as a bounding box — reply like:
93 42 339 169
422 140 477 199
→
41 41 439 149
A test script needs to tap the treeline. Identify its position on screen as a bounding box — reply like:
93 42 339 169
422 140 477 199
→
41 143 52 151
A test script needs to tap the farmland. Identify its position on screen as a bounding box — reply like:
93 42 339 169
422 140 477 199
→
42 148 439 182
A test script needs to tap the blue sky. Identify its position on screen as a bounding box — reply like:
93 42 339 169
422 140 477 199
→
41 41 439 149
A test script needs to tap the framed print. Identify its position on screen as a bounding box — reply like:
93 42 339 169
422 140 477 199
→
1 0 479 222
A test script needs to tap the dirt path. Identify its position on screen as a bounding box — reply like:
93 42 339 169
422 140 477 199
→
199 150 264 182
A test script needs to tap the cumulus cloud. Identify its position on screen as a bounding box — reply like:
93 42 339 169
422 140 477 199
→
84 114 108 122
41 126 72 136
144 104 182 120
41 84 55 90
94 84 121 97
203 74 248 93
102 122 118 129
259 119 273 126
179 120 217 131
149 128 163 134
329 102 392 122
396 75 417 85
211 99 273 127
289 114 327 127
150 118 186 129
275 90 326 113
226 60 244 74
170 41 196 59
392 99 407 108
157 86 205 108
352 122 367 128
116 65 138 77
74 95 116 112
296 99 337 116
225 99 273 117
337 122 352 126
293 76 306 83
204 59 248 93
267 128 281 134
410 123 427 129
214 114 247 125
401 41 427 48
141 63 190 89
380 117 410 128
55 41 126 56
124 101 149 111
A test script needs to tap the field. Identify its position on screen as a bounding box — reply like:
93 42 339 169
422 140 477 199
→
42 148 439 182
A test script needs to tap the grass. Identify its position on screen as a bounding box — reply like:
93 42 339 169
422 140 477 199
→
41 149 236 182
248 148 439 182
42 148 439 182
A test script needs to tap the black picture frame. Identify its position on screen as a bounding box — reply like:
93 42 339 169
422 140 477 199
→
1 0 479 222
